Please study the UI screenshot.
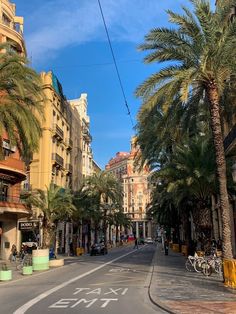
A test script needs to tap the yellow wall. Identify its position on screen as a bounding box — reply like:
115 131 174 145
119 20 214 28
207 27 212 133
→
30 72 73 191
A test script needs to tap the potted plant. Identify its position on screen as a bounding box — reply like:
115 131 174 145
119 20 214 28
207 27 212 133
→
0 264 12 281
22 184 75 270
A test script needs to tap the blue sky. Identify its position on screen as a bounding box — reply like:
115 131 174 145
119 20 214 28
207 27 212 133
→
14 0 214 169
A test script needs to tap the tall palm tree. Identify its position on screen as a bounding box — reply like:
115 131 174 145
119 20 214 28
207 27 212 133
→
0 44 44 159
73 187 102 246
83 171 123 243
113 210 131 243
159 137 217 234
23 184 76 248
136 0 236 259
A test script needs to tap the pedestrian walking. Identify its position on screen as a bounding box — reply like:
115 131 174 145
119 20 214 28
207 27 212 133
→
133 237 139 249
164 239 169 255
10 244 17 262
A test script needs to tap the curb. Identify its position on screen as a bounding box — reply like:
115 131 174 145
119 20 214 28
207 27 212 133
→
148 246 178 314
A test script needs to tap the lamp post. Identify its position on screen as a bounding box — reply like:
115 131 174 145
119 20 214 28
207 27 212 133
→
38 213 43 248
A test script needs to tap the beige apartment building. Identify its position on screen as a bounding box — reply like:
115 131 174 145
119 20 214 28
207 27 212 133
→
70 102 83 190
106 138 152 238
69 94 93 178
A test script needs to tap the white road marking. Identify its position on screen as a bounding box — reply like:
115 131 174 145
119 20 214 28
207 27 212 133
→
100 298 118 308
109 268 137 273
13 250 135 314
49 298 118 309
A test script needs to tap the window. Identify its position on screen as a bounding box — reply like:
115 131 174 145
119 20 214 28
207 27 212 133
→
0 180 9 202
3 148 11 158
2 13 11 27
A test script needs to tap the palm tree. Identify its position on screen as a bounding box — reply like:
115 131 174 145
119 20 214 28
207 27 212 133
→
159 137 217 235
136 0 236 259
83 171 123 243
23 184 76 249
73 186 102 247
113 210 131 243
0 44 44 159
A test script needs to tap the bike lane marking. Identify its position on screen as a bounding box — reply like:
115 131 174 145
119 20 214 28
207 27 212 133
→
13 249 138 314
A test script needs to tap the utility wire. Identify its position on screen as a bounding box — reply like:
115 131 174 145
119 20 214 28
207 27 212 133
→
97 0 134 127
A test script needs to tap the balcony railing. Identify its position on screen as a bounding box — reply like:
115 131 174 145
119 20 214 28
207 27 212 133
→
65 163 73 173
0 195 25 204
224 123 236 152
52 153 64 168
65 138 73 149
0 157 25 172
53 124 64 141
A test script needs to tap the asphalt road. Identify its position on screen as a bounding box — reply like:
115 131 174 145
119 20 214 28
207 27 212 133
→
0 244 167 314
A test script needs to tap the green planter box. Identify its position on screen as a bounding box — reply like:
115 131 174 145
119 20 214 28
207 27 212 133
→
32 249 49 271
0 270 12 281
22 265 33 275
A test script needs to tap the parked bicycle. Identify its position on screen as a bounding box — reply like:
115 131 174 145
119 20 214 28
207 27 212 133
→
201 254 222 276
185 251 222 277
185 253 205 272
15 252 32 271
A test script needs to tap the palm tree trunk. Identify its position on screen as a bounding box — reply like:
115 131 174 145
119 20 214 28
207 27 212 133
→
94 223 98 243
116 224 119 244
42 226 53 249
103 221 107 243
207 83 233 259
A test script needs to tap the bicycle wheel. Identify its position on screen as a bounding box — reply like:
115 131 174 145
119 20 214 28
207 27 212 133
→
185 259 194 272
214 260 222 274
201 261 212 276
16 262 23 271
193 258 204 273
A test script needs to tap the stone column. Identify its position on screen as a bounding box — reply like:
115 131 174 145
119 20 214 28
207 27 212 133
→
143 221 146 238
147 221 152 237
136 221 139 238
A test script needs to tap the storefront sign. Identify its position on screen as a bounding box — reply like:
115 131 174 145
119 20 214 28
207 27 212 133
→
18 221 39 231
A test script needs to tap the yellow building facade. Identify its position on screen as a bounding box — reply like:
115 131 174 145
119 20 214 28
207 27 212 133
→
0 0 24 54
29 71 73 191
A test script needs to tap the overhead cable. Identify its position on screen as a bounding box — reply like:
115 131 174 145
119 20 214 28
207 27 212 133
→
97 0 134 127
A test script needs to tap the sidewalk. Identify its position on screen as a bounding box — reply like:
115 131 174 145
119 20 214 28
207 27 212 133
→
149 244 236 314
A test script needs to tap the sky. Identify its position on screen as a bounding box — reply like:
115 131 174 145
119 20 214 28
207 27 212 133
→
13 0 215 169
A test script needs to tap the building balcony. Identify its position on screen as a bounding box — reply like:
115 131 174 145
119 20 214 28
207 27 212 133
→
82 126 92 142
0 157 26 183
65 163 73 173
65 138 73 150
0 195 30 218
52 153 64 168
0 22 24 53
52 124 64 141
224 123 236 156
